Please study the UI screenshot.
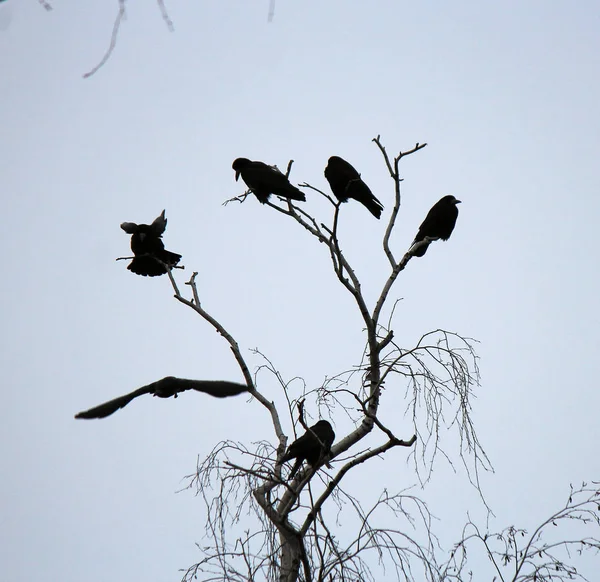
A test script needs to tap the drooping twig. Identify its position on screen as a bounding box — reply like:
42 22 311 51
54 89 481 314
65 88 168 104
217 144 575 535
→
83 0 126 79
83 0 174 78
157 0 174 31
268 0 276 22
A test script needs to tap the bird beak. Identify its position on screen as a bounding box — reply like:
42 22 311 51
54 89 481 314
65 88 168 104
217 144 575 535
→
234 170 240 181
455 199 462 204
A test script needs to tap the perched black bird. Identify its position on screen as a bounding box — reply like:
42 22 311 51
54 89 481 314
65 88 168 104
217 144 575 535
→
120 210 182 276
410 195 461 257
232 158 306 204
324 156 384 219
279 420 335 479
75 377 249 419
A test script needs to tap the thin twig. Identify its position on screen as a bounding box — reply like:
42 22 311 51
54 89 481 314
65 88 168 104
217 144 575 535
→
157 0 174 31
166 270 286 446
83 0 175 78
83 0 126 78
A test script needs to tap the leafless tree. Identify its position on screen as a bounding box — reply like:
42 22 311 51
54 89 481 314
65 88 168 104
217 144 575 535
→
134 137 596 582
76 135 600 580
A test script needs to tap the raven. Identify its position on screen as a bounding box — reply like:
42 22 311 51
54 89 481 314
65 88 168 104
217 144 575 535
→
75 377 248 419
232 158 306 204
410 195 461 257
324 156 384 219
279 420 335 479
120 210 182 276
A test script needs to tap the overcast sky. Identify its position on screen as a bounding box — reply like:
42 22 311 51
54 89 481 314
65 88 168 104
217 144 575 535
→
1 1 599 580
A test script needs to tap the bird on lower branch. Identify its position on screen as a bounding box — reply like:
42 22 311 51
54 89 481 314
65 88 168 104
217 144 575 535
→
279 420 335 479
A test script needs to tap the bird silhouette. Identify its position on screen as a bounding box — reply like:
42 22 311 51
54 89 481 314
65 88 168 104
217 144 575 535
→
279 420 335 479
75 377 248 419
232 158 306 204
410 195 461 257
120 210 182 276
324 156 383 219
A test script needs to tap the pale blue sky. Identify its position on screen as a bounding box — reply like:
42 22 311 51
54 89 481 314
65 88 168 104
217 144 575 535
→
1 1 599 580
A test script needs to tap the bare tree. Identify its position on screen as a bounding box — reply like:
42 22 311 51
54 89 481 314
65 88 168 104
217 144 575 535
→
79 137 599 581
171 138 598 581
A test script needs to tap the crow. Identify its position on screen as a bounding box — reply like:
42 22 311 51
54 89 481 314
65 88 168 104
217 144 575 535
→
232 158 306 204
279 420 335 479
75 377 249 419
120 210 182 276
410 195 461 257
324 156 384 219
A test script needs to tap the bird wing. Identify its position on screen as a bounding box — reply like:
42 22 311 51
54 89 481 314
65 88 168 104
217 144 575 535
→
279 431 313 463
188 379 249 398
149 210 167 236
75 377 248 419
120 222 139 234
240 162 305 202
325 157 381 215
74 386 153 419
246 163 282 188
324 157 358 199
414 203 443 243
348 180 383 218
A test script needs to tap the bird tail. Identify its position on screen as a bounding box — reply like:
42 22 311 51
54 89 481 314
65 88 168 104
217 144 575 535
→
279 185 306 202
363 194 384 219
127 256 168 276
158 250 182 267
288 458 303 479
127 251 181 276
350 180 383 218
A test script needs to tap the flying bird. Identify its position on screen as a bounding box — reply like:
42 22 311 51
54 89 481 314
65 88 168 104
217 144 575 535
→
232 158 306 204
324 156 384 219
410 195 461 257
279 420 335 479
120 210 182 277
75 377 249 419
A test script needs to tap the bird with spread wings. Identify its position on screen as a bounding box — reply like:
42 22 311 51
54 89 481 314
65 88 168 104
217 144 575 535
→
120 210 182 276
75 377 248 419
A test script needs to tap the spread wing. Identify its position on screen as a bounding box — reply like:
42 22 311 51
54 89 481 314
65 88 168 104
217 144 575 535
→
120 221 139 234
149 210 167 236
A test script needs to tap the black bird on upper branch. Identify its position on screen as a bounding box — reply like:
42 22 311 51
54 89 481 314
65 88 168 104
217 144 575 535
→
410 195 461 257
75 377 249 419
279 420 335 479
232 158 306 204
120 210 182 276
324 156 384 219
